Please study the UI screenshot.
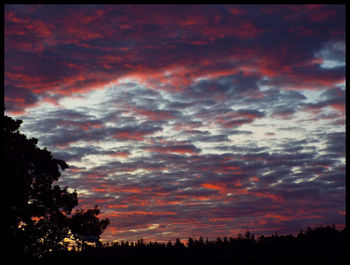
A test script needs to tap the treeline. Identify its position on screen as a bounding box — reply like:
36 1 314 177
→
41 225 348 263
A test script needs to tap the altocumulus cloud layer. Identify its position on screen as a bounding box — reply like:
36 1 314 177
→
5 5 345 242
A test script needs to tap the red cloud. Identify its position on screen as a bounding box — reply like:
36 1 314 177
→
57 120 103 131
114 131 146 141
92 184 142 194
229 7 247 15
310 9 336 22
130 106 176 122
5 4 345 114
146 144 200 155
201 183 225 191
329 102 345 114
199 19 263 40
251 191 284 202
113 126 161 141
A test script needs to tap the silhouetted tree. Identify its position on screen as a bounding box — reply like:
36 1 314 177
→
6 115 78 259
166 240 173 248
70 206 110 250
5 115 109 259
174 238 185 249
187 237 194 248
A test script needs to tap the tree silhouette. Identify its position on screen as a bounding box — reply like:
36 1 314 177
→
5 115 109 259
70 206 110 249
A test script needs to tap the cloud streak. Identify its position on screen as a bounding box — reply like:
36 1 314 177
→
5 4 345 242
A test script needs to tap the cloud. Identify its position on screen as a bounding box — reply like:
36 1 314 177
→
145 143 201 155
5 5 344 113
112 126 163 141
5 4 345 242
302 87 345 115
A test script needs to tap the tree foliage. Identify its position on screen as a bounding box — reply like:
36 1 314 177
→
70 206 110 248
5 115 109 260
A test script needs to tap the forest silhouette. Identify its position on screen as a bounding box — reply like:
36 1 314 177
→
5 114 348 263
42 225 347 263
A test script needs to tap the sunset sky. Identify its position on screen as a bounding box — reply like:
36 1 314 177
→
5 4 345 243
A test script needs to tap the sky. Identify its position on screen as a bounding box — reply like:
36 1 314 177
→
5 4 346 243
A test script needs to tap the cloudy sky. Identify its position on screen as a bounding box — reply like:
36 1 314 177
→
5 4 345 242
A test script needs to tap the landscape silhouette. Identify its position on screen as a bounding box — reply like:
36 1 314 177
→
42 225 347 263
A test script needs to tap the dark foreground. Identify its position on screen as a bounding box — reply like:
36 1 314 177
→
24 226 350 264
